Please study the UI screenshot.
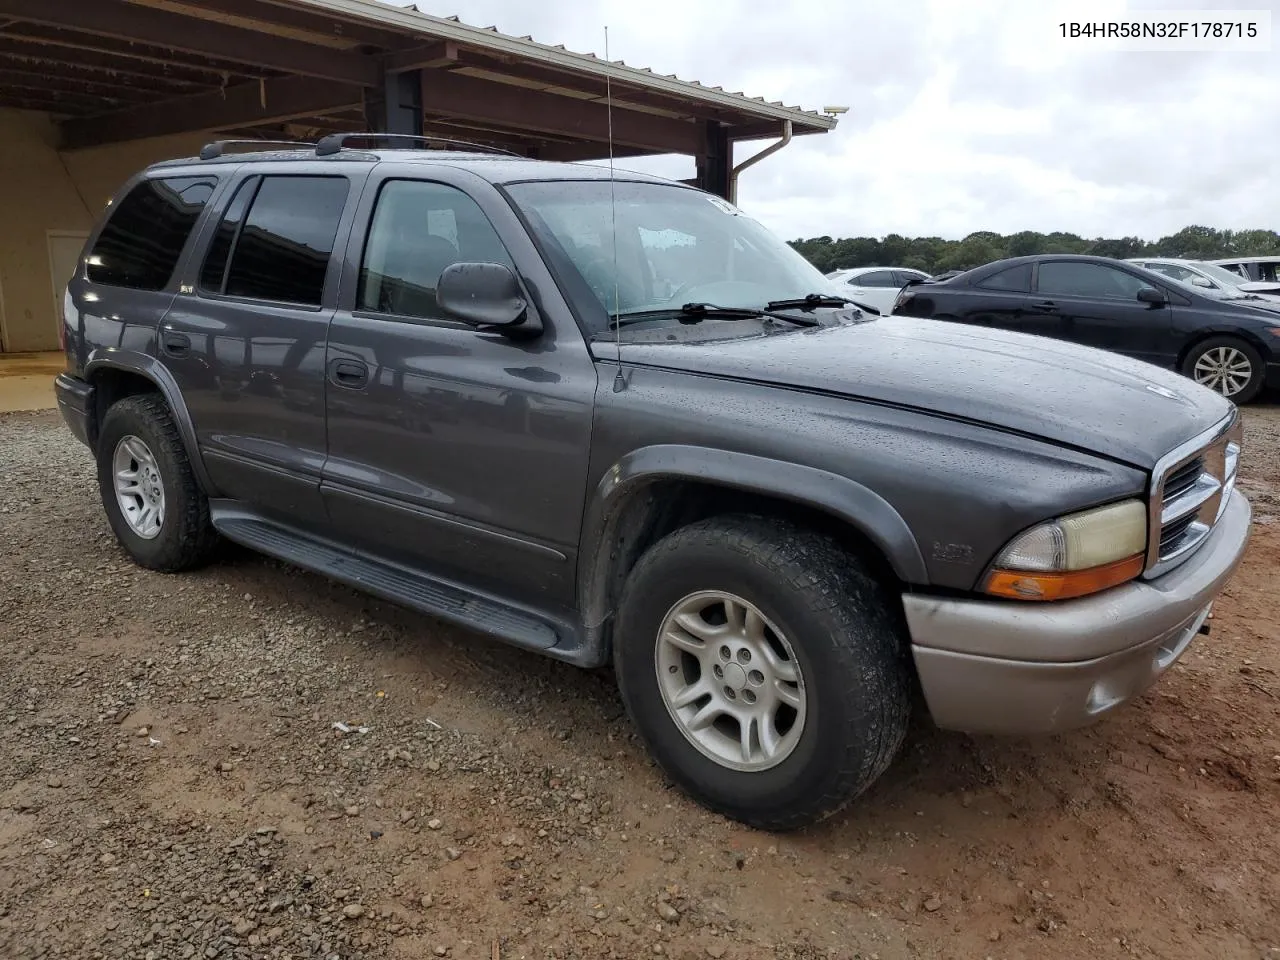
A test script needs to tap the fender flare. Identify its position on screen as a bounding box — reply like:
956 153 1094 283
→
577 444 929 631
84 349 217 495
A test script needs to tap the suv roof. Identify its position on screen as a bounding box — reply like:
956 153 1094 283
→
147 137 682 189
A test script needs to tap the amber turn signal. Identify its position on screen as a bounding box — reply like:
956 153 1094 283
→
984 554 1145 602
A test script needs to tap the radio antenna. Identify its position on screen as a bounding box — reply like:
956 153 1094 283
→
605 25 625 392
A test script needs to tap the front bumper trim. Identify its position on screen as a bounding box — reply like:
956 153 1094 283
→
904 488 1251 735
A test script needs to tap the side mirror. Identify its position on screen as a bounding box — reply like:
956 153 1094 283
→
1136 286 1167 305
1189 275 1214 288
437 262 537 331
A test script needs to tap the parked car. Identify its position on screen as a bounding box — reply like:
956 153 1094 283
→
893 254 1280 402
56 140 1250 830
1125 257 1280 301
1211 256 1280 283
824 265 931 314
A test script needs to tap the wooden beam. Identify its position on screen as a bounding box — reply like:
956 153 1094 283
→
0 0 381 85
385 40 458 73
728 119 826 141
0 65 170 99
190 0 405 49
537 142 658 162
419 68 701 154
0 91 94 113
0 40 214 86
0 26 262 79
447 52 730 122
59 74 364 150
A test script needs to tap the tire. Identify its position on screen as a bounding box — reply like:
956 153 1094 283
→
1181 336 1265 404
613 514 912 831
96 393 220 572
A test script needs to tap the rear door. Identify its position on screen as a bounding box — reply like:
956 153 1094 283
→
1025 259 1175 365
939 262 1048 336
159 164 365 525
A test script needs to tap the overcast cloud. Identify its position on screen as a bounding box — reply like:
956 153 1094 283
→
388 0 1279 242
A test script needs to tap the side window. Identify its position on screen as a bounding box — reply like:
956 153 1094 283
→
200 177 259 292
86 176 217 290
1145 263 1204 287
203 175 349 306
1036 262 1149 299
358 180 513 321
976 263 1032 292
853 270 895 287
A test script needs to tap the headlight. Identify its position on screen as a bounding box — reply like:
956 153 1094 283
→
983 499 1147 601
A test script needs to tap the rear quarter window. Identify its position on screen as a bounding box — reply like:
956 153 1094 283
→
86 176 217 291
976 263 1032 292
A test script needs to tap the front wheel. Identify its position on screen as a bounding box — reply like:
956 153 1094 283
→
613 515 912 831
1182 336 1265 403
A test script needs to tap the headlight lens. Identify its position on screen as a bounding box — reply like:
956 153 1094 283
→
984 499 1147 601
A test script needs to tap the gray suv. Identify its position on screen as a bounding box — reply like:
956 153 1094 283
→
55 136 1251 830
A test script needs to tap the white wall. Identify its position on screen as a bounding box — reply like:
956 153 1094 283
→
0 109 206 352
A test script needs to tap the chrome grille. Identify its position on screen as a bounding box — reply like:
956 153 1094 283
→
1145 414 1241 578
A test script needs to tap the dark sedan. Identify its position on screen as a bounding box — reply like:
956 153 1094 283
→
892 254 1280 403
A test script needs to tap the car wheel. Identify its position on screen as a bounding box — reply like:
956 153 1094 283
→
1182 336 1265 403
613 514 912 831
96 393 220 572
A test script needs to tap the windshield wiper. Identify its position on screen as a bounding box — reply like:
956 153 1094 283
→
767 293 881 316
609 302 818 329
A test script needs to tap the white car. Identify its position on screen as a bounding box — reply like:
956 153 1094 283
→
1210 256 1280 284
825 266 931 315
1125 257 1280 302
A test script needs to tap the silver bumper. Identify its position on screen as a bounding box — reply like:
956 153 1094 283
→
904 488 1252 735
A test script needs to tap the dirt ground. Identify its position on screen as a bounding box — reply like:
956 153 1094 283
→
1 407 1277 960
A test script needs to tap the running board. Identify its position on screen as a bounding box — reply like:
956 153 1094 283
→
210 506 561 653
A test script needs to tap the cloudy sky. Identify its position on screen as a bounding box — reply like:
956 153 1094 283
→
388 0 1278 243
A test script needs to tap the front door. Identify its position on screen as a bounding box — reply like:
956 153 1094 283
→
321 167 598 612
159 167 364 525
1025 259 1175 366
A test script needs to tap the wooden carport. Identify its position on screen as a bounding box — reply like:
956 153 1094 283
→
0 0 838 196
0 0 840 353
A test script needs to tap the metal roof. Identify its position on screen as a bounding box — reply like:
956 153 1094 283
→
305 0 840 133
0 0 838 154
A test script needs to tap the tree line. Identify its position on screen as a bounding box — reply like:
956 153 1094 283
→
788 226 1280 276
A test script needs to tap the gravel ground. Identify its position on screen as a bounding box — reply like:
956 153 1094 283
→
1 407 1278 960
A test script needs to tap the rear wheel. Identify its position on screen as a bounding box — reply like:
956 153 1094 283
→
1182 336 1264 403
613 515 912 831
96 394 220 572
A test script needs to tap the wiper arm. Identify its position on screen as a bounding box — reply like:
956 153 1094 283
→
680 302 819 327
767 293 881 316
609 302 818 329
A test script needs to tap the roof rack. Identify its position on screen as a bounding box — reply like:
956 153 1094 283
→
313 132 520 158
199 139 315 160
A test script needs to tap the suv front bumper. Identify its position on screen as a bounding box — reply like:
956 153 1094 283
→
904 488 1251 735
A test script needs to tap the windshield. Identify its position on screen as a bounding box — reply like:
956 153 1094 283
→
1191 261 1257 287
505 179 840 334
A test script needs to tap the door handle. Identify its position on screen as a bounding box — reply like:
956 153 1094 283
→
328 358 369 389
1027 300 1059 312
161 331 190 356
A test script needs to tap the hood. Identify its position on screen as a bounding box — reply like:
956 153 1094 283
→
606 317 1232 469
1238 280 1280 295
